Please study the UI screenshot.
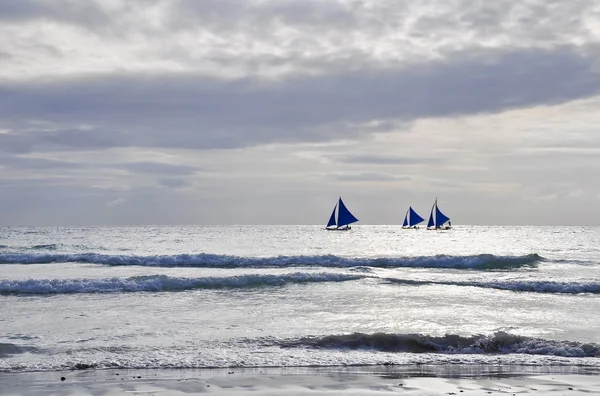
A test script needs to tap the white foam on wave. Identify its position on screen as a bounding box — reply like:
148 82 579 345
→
0 252 543 269
3 333 600 373
0 343 39 357
279 331 600 357
387 278 600 294
0 273 363 294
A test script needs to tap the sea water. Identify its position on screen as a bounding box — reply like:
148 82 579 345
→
1 225 600 372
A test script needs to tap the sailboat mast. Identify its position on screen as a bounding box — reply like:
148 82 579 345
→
434 198 437 227
337 196 341 226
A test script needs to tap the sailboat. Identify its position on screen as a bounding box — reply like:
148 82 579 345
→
402 206 425 229
426 198 452 230
326 197 359 230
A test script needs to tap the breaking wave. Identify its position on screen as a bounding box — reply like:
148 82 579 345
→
0 244 59 251
279 332 600 357
386 278 600 294
0 343 39 358
29 244 58 250
0 252 543 270
0 273 362 294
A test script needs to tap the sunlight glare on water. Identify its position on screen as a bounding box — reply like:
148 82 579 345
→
0 225 599 371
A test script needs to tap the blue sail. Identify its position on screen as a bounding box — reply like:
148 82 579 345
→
408 207 424 226
427 202 435 228
402 210 409 227
337 197 358 227
435 206 450 228
326 205 337 228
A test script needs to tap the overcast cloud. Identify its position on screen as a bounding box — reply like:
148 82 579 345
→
1 0 599 225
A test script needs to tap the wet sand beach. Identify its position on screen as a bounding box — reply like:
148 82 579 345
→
2 366 600 396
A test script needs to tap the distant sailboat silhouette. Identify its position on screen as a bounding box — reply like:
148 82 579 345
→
326 197 359 230
402 206 425 229
426 198 452 230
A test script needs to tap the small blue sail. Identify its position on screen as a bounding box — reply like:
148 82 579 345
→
427 202 435 228
326 205 337 228
337 197 358 227
435 206 450 228
408 207 424 226
402 210 409 227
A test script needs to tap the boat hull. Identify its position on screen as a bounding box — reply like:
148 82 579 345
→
325 226 352 231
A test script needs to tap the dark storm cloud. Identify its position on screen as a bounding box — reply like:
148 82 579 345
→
1 46 598 154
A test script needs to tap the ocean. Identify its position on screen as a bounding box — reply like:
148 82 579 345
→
1 225 600 373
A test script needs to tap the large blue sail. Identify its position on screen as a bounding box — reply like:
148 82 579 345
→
408 207 424 226
326 205 337 228
435 206 450 228
337 197 358 227
402 210 409 227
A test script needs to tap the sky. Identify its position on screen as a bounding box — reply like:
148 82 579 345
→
1 0 600 226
